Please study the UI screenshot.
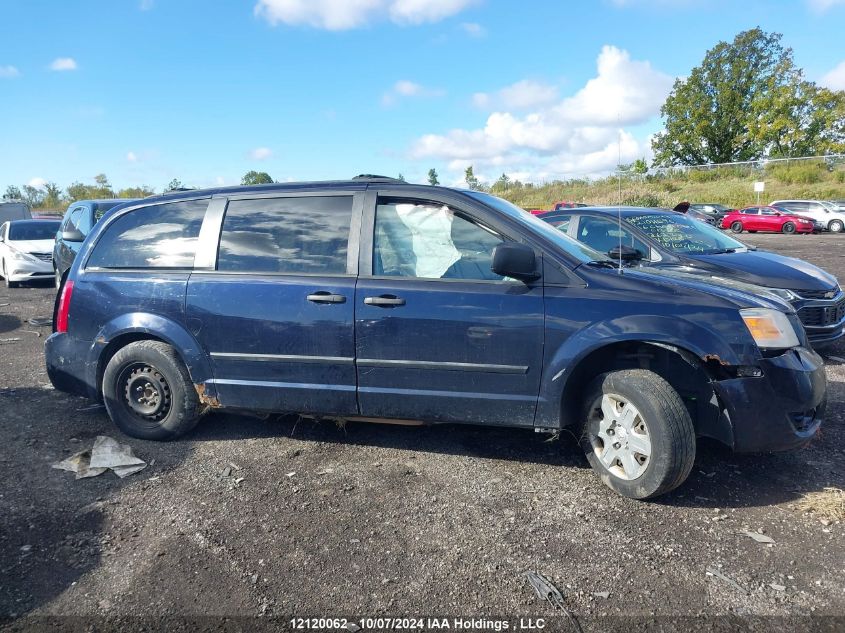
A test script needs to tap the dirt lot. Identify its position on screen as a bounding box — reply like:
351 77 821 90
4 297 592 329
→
1 232 844 631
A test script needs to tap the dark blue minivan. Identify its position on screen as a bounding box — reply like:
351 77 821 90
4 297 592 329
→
46 178 827 499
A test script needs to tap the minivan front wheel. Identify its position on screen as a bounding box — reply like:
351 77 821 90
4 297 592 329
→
580 369 695 500
829 220 844 233
103 340 201 440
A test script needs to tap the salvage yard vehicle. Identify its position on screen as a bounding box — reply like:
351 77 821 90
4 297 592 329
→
0 200 32 224
539 207 844 348
0 219 61 287
53 198 140 288
721 206 814 234
46 178 827 500
769 199 845 233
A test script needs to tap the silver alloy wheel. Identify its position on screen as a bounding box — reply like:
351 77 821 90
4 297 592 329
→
591 393 652 481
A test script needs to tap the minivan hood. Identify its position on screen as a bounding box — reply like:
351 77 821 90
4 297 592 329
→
628 266 794 313
675 250 837 292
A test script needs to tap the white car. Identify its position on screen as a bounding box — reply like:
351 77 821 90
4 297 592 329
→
0 219 61 288
770 199 845 233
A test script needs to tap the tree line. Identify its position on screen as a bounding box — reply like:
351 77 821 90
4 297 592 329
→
2 171 277 210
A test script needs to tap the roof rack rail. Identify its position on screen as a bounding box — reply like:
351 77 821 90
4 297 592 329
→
351 174 404 182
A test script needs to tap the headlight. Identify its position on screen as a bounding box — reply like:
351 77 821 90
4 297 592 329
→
767 288 799 302
9 250 31 261
740 308 800 349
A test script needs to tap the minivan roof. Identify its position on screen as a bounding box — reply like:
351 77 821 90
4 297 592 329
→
128 178 474 206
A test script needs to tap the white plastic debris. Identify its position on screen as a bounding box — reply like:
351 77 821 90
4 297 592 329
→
739 531 775 544
52 435 147 479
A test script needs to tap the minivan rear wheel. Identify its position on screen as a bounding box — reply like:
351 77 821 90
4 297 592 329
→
730 221 743 233
829 220 844 233
580 369 695 500
103 340 201 440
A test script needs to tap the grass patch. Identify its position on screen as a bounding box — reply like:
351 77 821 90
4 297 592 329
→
797 487 845 522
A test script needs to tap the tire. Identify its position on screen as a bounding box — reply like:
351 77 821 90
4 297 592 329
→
828 220 844 233
782 222 795 234
102 340 202 440
730 221 743 233
579 369 695 500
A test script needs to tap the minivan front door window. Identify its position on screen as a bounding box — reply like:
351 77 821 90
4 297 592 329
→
374 200 504 281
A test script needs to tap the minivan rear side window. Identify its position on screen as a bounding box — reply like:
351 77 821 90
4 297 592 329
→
217 196 353 274
87 199 207 269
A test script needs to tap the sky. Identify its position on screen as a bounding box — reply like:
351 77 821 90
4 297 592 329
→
1 0 844 192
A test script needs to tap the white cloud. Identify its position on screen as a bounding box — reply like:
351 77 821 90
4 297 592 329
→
410 45 672 181
807 0 845 11
459 21 485 37
27 177 47 189
820 60 845 90
254 0 477 30
127 151 138 163
382 79 445 106
0 65 20 78
474 79 559 111
249 147 273 160
49 57 77 71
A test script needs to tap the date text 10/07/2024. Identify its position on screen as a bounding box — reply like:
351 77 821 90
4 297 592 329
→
290 617 547 631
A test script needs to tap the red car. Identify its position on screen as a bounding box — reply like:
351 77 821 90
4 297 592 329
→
720 206 814 234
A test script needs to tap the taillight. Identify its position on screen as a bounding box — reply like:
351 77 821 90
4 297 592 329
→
56 280 74 334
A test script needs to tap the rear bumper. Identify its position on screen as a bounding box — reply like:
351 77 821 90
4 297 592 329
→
714 347 826 452
45 332 99 400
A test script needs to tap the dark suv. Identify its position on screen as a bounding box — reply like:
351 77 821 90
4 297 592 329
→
46 179 826 500
53 199 139 287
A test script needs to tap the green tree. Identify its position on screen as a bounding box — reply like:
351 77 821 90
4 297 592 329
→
492 172 510 192
651 28 845 165
464 165 479 190
66 182 89 203
21 185 45 208
427 168 439 185
165 178 184 191
117 186 155 198
241 171 274 185
397 173 406 182
43 182 64 209
3 185 22 200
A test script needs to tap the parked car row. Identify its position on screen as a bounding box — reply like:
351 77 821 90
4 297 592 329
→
536 206 845 348
41 178 833 502
0 199 139 288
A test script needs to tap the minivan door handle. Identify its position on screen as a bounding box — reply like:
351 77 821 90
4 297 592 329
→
364 295 406 307
307 292 346 304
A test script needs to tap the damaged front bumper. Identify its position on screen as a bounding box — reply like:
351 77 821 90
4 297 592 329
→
6 257 53 282
714 346 826 452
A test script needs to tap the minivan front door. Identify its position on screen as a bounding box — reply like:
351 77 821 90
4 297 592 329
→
354 194 544 426
187 193 361 415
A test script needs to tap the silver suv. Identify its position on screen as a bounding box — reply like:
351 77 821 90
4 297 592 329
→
770 199 845 233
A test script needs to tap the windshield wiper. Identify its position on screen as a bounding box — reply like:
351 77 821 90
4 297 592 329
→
584 260 620 269
706 248 736 254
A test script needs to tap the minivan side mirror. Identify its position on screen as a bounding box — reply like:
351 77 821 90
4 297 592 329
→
608 245 644 262
61 228 85 242
491 243 539 282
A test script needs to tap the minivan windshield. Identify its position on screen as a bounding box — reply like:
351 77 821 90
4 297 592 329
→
466 191 609 263
8 221 60 241
626 213 747 254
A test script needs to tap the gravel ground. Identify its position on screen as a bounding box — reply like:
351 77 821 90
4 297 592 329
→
1 232 844 632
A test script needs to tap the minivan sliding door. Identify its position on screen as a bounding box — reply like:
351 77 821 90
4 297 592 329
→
187 192 362 415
